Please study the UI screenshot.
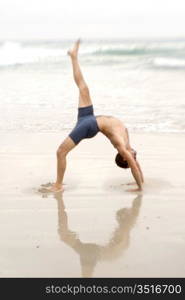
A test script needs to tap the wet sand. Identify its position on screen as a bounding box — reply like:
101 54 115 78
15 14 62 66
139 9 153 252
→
0 132 185 277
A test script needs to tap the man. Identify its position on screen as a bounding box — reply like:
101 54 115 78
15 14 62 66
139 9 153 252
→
48 40 144 193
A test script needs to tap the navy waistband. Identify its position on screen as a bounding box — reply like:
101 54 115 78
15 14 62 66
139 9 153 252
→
78 105 94 119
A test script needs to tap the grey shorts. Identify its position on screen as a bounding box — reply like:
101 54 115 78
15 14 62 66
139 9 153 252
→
69 105 100 144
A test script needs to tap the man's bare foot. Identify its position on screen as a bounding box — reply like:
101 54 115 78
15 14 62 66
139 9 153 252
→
39 183 64 193
50 183 64 193
67 39 81 58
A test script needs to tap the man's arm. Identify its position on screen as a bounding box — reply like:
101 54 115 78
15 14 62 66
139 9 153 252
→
135 160 144 183
117 144 143 190
125 128 132 150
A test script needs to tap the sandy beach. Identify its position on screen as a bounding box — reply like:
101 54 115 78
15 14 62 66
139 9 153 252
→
0 131 185 278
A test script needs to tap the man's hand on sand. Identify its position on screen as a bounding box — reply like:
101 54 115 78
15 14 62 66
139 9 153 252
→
126 187 142 193
67 39 81 58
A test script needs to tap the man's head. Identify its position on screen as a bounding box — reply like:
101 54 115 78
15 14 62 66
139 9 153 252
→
115 148 137 169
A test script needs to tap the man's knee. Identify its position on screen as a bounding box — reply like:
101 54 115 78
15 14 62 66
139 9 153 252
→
57 137 75 158
56 145 68 157
79 84 89 97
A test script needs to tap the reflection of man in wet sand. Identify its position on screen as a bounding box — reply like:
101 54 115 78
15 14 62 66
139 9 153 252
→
47 39 144 193
54 192 142 278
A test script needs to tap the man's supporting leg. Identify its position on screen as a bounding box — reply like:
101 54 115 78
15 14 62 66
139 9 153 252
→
49 137 76 192
68 39 92 108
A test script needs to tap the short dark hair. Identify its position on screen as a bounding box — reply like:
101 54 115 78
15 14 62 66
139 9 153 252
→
115 149 137 169
115 153 129 168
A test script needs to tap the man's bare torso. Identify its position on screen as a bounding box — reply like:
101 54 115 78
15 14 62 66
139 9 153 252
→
96 115 129 149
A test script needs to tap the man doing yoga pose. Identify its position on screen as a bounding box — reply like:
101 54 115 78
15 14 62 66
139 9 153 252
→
47 40 144 193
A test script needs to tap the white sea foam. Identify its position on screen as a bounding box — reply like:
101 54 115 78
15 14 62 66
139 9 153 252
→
0 41 64 66
153 57 185 68
1 40 185 67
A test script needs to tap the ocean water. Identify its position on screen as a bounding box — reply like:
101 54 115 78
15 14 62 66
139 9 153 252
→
0 39 185 133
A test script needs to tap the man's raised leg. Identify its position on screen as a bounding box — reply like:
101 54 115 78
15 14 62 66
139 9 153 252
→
68 39 92 108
